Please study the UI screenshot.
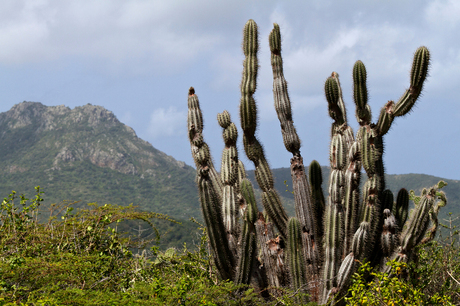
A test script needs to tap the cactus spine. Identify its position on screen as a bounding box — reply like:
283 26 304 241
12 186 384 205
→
187 20 443 305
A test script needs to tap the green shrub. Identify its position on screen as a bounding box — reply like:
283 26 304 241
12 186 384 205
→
1 187 458 305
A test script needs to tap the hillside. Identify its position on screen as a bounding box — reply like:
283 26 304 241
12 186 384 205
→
247 167 460 224
0 102 199 219
0 102 203 248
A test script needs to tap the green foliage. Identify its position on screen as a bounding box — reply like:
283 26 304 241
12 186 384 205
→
0 187 458 305
345 260 453 305
345 218 460 305
0 188 275 305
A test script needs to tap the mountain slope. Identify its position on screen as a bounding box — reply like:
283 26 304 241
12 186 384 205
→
0 102 200 220
247 167 460 221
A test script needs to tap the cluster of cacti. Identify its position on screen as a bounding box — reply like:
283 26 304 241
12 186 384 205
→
187 19 446 305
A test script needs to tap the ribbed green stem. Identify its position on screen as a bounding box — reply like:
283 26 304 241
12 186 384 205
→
287 217 307 302
353 61 371 126
198 172 235 280
188 88 223 196
270 23 320 298
240 20 288 239
269 23 300 154
309 160 325 239
381 209 398 256
188 88 234 280
393 47 430 117
342 140 362 256
218 111 240 254
401 189 435 252
322 202 343 302
236 179 258 285
394 188 409 227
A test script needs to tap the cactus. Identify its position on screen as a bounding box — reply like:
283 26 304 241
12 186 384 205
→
270 23 321 299
287 217 308 302
186 20 444 305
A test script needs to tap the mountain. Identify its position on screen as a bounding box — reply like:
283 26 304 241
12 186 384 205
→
0 101 200 219
0 102 203 248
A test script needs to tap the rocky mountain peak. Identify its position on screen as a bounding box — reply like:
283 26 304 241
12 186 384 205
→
0 101 187 176
0 102 122 132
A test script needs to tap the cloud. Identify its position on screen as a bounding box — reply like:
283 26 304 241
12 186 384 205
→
148 106 186 139
425 0 460 28
0 0 224 72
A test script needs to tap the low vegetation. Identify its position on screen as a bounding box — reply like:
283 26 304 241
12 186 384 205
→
0 188 458 305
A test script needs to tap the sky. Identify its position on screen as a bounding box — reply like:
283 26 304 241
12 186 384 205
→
0 0 459 180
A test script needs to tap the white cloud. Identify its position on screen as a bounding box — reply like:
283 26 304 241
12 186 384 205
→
148 106 186 139
0 0 223 72
425 0 460 28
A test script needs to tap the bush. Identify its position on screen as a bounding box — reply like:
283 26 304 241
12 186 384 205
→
0 188 268 305
1 188 458 305
345 221 460 306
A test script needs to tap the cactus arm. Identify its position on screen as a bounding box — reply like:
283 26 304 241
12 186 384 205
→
394 188 410 227
421 188 446 244
235 179 259 285
342 140 362 255
381 208 399 256
287 217 308 302
309 160 325 239
240 20 288 239
352 61 371 126
218 111 240 256
321 200 343 303
269 23 301 155
187 88 235 280
197 173 235 280
188 87 223 196
393 46 430 117
269 23 320 297
323 73 355 301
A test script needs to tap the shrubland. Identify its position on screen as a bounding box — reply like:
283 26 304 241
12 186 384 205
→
0 188 458 305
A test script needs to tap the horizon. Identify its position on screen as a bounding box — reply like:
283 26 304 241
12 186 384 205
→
0 1 458 180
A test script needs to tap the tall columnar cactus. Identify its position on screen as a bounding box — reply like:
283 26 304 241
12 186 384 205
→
218 110 240 255
240 20 289 239
186 20 445 305
269 23 320 299
187 88 235 280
